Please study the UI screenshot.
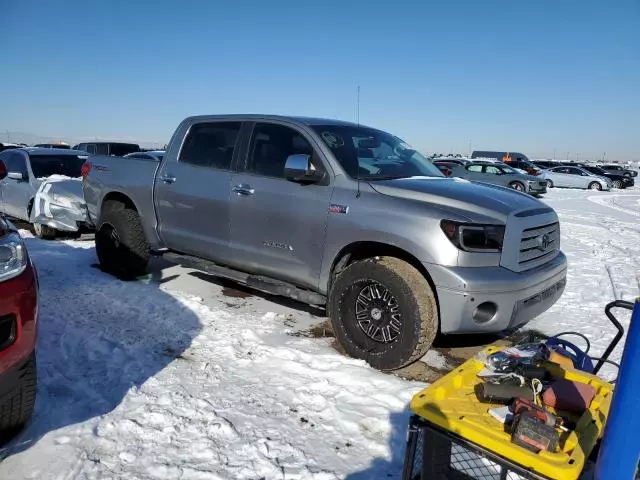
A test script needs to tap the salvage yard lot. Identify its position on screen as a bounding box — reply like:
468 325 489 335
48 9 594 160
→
1 188 638 479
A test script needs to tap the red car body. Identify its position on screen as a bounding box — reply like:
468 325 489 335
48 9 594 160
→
0 215 39 430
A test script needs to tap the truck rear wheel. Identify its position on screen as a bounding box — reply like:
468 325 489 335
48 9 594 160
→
328 257 438 371
96 206 149 280
0 353 37 437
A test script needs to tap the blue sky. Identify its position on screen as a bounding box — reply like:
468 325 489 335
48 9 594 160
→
2 0 638 160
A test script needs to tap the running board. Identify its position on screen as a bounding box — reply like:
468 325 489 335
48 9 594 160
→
163 252 326 306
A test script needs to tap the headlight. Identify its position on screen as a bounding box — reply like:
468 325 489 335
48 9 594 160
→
0 233 28 282
441 220 505 252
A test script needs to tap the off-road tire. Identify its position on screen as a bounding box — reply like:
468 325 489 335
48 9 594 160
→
509 181 525 192
612 179 623 189
96 207 149 280
328 257 438 371
33 223 56 240
546 180 554 188
588 182 602 191
0 353 37 436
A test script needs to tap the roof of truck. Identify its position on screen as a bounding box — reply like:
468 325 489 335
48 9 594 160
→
16 147 88 156
184 114 367 128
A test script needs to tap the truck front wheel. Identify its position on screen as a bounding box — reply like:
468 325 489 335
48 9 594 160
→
96 207 149 280
328 257 438 371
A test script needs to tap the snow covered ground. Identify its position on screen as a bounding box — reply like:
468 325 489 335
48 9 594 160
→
0 187 638 479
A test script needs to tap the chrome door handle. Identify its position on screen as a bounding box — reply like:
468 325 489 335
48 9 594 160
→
232 184 255 196
160 174 176 184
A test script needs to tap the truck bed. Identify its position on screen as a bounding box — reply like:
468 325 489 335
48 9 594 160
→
83 154 161 236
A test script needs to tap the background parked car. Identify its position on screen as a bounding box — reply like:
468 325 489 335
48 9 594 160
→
596 164 638 178
123 150 165 161
532 160 574 170
0 143 21 153
0 168 38 438
432 160 458 177
471 151 543 176
544 166 611 191
580 165 634 189
452 161 547 195
33 143 70 149
0 148 89 238
72 142 140 156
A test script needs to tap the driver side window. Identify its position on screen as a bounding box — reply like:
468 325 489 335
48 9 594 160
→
4 153 28 176
247 123 315 179
485 166 501 175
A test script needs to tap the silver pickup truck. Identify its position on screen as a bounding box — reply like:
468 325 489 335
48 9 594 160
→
83 115 567 370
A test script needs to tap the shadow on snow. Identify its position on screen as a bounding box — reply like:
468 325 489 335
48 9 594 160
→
0 238 201 460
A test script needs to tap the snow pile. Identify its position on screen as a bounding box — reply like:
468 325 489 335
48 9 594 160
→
1 187 639 478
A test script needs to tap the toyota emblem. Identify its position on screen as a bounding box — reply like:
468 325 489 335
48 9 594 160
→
537 233 551 251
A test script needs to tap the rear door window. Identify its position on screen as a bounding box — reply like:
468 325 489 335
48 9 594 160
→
179 122 241 170
467 165 483 172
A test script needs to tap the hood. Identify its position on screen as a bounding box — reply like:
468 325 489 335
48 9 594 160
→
368 176 543 222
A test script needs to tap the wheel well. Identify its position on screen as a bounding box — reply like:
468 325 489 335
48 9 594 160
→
101 192 137 214
329 241 438 298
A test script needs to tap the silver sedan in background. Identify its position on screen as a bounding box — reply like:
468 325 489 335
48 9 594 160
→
452 161 547 195
543 166 611 191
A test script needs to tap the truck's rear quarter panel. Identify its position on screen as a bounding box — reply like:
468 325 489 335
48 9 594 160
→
83 155 163 248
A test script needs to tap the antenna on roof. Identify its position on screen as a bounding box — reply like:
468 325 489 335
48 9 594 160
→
355 84 362 198
356 85 360 127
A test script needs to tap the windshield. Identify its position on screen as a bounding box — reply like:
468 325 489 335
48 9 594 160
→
497 164 519 174
584 166 606 175
311 125 443 180
29 155 87 178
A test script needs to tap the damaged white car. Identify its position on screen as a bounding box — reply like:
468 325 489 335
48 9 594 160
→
0 147 91 239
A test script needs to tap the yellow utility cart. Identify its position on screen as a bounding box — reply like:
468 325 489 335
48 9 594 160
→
402 344 614 480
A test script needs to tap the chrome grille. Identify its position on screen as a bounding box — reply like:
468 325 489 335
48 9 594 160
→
518 222 559 268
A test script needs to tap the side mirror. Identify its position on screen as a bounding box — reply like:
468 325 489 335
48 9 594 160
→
7 171 27 181
0 161 6 180
284 154 322 183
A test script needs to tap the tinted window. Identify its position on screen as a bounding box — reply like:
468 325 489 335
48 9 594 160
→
2 153 28 175
110 144 140 156
467 165 483 172
247 123 314 178
96 144 109 155
85 144 97 154
312 124 442 179
584 166 606 175
567 167 584 175
29 155 87 178
179 122 240 170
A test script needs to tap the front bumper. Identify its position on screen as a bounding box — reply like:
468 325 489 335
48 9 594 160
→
0 263 38 375
426 252 567 334
527 181 547 195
